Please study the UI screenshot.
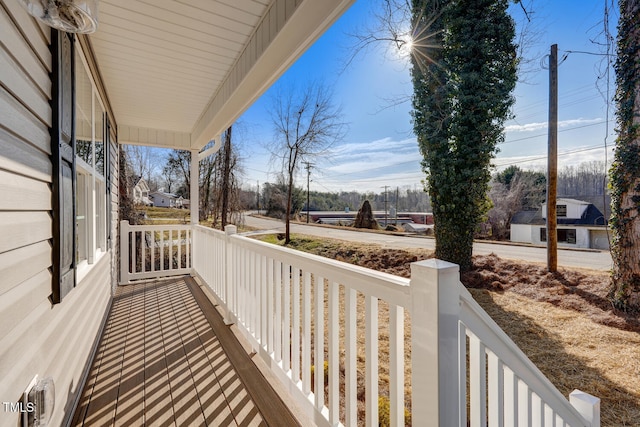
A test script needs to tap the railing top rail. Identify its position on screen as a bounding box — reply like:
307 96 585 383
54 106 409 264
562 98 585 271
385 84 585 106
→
122 221 192 232
221 230 412 308
458 284 591 426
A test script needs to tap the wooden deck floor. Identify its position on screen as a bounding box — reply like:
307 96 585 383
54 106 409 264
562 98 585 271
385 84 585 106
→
71 276 300 427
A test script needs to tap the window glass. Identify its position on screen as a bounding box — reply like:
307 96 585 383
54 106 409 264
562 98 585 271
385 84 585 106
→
557 204 567 217
75 51 92 166
75 44 109 265
95 94 105 177
77 172 88 263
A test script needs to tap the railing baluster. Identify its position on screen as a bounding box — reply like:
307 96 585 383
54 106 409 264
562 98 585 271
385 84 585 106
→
160 228 165 272
504 367 517 425
389 304 404 427
260 254 267 349
302 271 311 395
130 230 134 275
365 295 378 427
488 351 504 427
518 380 531 426
314 275 325 411
150 230 155 271
168 229 173 270
250 251 256 336
275 261 282 363
460 324 468 426
282 263 290 371
470 334 487 427
532 393 543 426
267 258 274 354
292 267 301 384
177 229 182 269
345 287 357 426
328 281 339 425
141 231 146 273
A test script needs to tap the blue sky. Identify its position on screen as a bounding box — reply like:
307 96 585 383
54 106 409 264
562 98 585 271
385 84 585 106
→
238 0 618 193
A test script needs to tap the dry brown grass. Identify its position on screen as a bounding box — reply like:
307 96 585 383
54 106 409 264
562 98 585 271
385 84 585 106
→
258 234 640 426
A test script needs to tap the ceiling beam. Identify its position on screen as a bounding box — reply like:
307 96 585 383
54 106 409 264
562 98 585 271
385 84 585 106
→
118 125 191 149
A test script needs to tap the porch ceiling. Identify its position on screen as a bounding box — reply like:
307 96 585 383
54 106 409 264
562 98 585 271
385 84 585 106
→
89 0 354 151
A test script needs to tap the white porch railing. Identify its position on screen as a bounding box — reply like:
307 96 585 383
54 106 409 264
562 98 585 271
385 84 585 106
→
122 221 600 426
120 220 192 283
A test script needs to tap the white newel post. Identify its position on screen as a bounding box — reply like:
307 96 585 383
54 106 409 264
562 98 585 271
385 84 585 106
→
190 149 199 225
410 259 462 427
120 220 130 284
570 390 601 427
224 225 237 325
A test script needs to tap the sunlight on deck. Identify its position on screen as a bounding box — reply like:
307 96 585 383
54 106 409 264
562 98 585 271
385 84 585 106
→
71 277 298 426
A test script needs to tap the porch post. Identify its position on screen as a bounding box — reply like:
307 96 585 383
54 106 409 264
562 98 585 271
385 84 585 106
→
190 149 199 225
410 259 462 426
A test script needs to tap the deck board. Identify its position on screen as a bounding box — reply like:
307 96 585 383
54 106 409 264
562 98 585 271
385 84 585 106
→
71 276 300 427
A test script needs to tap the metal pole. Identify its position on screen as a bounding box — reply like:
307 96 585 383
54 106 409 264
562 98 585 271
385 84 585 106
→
304 162 313 223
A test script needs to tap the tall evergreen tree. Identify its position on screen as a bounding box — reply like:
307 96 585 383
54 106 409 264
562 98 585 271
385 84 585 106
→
411 0 518 270
609 0 640 310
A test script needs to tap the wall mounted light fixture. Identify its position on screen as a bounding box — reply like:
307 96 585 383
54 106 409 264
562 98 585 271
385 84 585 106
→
19 0 98 33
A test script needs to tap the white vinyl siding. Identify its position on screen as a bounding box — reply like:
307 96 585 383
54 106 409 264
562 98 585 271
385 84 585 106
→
0 3 113 427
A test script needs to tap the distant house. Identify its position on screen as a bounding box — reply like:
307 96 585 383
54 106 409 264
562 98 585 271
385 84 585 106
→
511 198 609 250
150 191 182 208
131 176 152 206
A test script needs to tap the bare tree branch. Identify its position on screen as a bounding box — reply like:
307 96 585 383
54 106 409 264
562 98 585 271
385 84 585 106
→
269 82 348 243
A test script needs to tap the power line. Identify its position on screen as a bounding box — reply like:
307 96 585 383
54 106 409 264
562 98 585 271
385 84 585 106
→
501 119 613 145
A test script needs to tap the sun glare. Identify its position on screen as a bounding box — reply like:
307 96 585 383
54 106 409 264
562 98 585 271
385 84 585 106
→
397 33 414 59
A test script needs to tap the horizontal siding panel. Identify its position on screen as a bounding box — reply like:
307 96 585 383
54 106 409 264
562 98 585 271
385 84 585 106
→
0 47 52 126
0 211 51 253
0 297 51 410
0 7 51 100
41 257 111 427
2 0 51 71
0 269 50 342
0 126 52 181
0 169 51 211
0 257 110 427
0 240 50 296
0 86 50 153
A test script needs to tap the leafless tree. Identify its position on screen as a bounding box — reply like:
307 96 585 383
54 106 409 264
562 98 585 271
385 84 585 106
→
126 145 162 186
270 82 347 244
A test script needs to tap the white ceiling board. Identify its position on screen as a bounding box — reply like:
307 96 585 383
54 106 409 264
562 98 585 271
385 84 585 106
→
89 0 355 149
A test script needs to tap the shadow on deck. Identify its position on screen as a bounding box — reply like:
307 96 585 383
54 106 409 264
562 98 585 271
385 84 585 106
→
71 276 300 426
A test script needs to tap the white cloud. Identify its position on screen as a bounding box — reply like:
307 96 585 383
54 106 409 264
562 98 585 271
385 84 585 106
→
505 118 603 133
493 145 614 171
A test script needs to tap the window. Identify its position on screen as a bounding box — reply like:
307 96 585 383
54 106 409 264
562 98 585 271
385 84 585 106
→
558 229 577 244
540 228 576 244
75 46 108 268
557 204 567 217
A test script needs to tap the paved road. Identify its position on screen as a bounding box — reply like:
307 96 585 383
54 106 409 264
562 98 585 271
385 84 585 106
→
242 214 613 271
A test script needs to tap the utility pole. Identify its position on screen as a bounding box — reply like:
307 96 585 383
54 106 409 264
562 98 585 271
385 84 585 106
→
257 181 260 215
382 185 389 227
547 44 558 272
395 186 399 225
304 162 313 223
